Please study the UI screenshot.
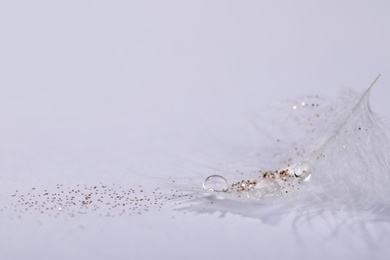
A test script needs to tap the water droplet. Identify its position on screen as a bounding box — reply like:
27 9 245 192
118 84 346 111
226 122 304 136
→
247 189 262 199
294 161 313 180
256 178 280 197
202 175 228 192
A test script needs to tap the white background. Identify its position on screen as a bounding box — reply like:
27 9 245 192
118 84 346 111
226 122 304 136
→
1 1 390 259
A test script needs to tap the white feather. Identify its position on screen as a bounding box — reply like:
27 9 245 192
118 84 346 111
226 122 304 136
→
180 75 390 225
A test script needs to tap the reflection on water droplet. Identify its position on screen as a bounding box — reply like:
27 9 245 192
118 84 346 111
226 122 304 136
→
202 175 228 192
294 161 313 181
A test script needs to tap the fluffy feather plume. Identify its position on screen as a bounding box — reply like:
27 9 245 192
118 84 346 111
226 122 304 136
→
179 75 390 224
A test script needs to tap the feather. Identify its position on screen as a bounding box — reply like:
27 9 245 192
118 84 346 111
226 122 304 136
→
179 75 390 225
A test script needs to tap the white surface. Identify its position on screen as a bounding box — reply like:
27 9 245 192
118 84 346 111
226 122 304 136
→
1 1 390 259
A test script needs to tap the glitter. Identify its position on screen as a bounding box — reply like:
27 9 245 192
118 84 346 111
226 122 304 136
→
8 184 177 219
